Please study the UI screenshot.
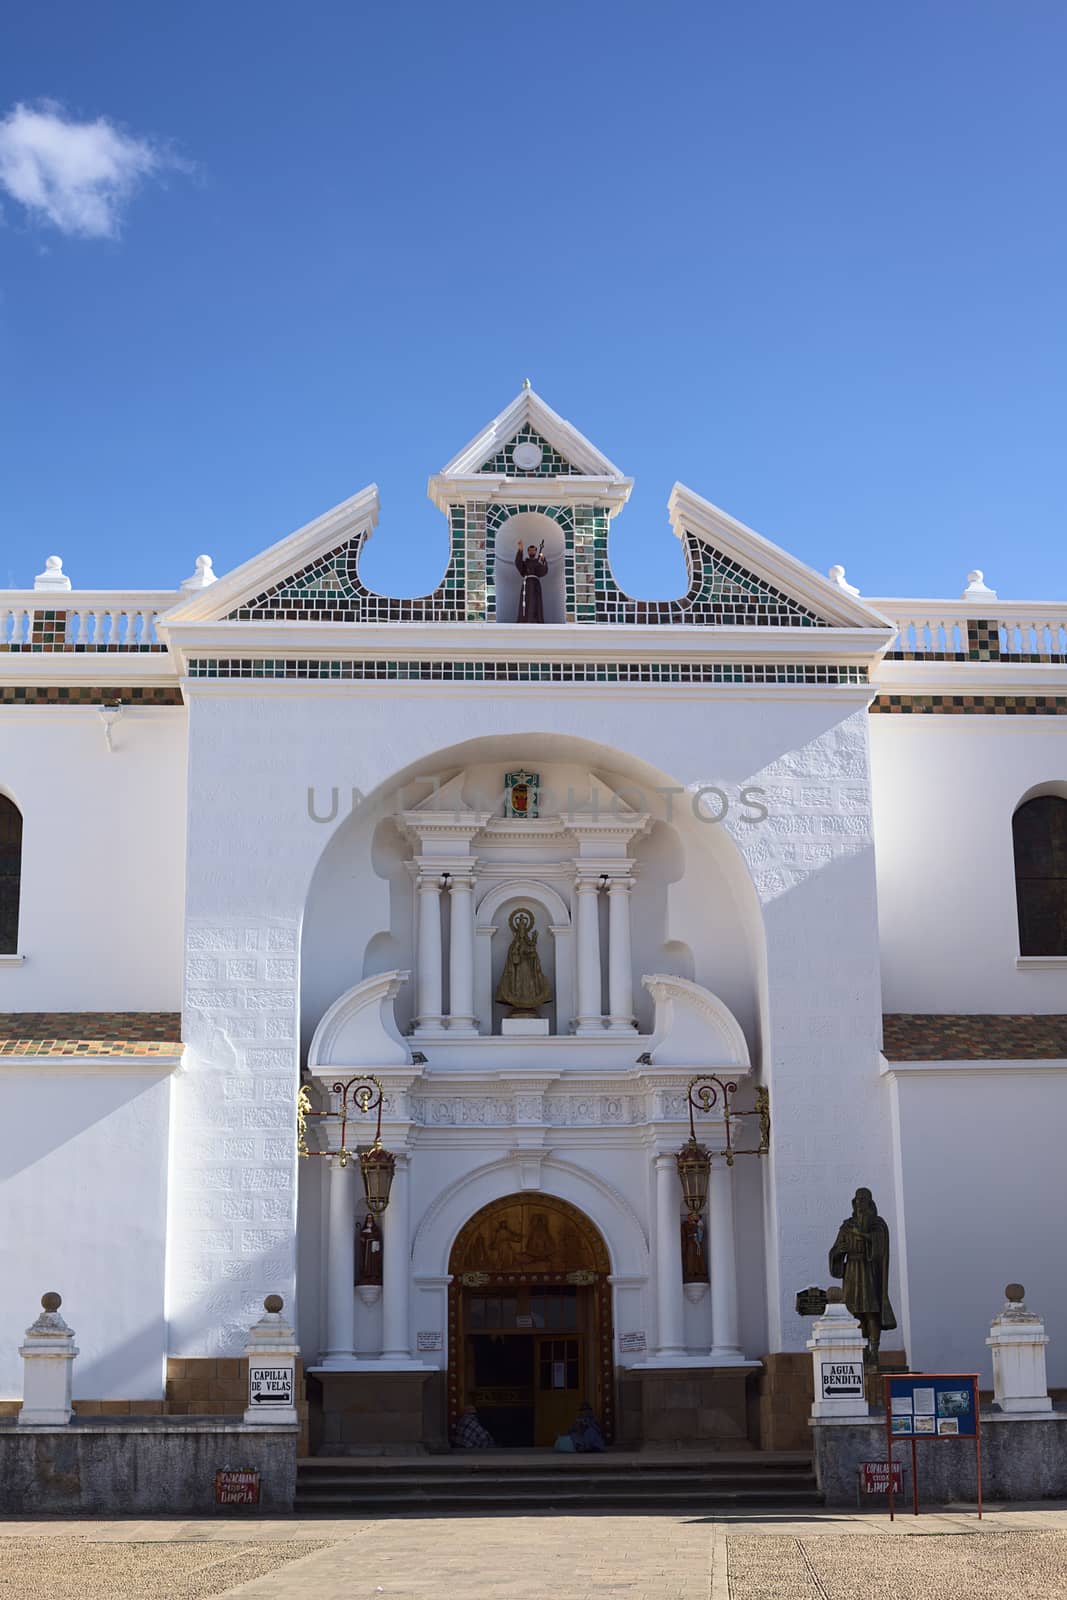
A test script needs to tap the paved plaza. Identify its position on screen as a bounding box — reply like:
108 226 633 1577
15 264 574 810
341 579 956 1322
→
2 1508 1067 1600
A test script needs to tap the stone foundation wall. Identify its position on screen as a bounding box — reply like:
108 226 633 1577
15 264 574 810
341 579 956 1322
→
813 1413 1067 1505
0 1421 297 1515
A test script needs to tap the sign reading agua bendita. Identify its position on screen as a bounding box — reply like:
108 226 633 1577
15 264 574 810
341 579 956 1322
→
821 1360 865 1399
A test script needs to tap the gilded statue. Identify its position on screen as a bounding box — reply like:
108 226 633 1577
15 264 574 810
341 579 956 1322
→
829 1186 897 1367
495 906 552 1015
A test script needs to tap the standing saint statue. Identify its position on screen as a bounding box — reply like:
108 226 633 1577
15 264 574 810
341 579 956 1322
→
356 1213 383 1286
495 906 552 1015
828 1187 896 1367
515 540 548 623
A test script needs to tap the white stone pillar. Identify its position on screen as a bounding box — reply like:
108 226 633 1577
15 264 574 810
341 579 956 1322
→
381 1152 412 1360
414 875 444 1032
606 879 634 1031
574 876 603 1033
321 1156 356 1367
653 1154 686 1360
244 1294 300 1426
17 1294 77 1427
987 1283 1053 1414
807 1292 869 1418
708 1159 743 1362
447 872 476 1034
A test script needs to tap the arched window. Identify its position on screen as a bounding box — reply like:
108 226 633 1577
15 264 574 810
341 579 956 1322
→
0 795 22 953
1013 794 1067 956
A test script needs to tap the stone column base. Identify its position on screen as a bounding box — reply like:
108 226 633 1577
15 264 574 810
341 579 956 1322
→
310 1369 447 1455
625 1365 759 1449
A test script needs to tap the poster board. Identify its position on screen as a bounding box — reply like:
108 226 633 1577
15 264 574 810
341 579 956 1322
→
883 1373 981 1519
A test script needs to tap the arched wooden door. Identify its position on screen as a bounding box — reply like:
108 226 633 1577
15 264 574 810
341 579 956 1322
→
448 1194 613 1447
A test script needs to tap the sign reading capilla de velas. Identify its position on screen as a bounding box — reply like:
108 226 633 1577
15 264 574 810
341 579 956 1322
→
248 1365 294 1407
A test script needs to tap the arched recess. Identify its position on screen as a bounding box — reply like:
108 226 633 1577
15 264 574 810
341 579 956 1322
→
0 792 23 954
1013 785 1067 956
491 509 567 624
475 877 572 1036
446 1190 615 1445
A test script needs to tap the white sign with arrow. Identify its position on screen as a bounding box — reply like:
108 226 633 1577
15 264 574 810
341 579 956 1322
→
248 1365 294 1408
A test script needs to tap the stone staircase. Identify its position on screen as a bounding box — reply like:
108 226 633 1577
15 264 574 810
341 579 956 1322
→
295 1450 821 1514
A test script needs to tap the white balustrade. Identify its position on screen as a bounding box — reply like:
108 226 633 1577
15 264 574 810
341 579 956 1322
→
873 600 1067 658
0 591 173 649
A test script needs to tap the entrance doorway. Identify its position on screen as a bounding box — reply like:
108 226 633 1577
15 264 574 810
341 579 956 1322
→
448 1194 613 1447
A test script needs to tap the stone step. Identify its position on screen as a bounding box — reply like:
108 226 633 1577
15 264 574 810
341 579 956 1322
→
295 1453 821 1513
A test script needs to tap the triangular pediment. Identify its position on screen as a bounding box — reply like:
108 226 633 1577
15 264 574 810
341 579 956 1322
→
437 386 629 482
668 484 893 631
160 486 380 625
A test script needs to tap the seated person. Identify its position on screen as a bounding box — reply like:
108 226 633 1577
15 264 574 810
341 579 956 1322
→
568 1400 606 1452
453 1404 494 1449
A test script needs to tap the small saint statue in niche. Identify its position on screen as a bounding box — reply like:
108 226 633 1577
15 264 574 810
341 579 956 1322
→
356 1213 383 1286
681 1212 709 1283
495 906 552 1015
515 540 548 623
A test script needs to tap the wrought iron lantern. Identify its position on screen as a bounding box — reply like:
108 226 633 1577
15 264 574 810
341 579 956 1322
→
675 1135 712 1214
676 1076 770 1211
297 1073 396 1214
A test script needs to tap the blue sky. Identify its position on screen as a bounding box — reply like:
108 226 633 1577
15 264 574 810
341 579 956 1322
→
1 2 1064 603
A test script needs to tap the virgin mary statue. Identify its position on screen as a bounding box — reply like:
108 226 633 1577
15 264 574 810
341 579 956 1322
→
496 907 552 1015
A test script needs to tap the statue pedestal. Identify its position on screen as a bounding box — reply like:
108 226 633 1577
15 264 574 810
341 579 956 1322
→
987 1287 1053 1414
806 1300 869 1420
501 1017 549 1035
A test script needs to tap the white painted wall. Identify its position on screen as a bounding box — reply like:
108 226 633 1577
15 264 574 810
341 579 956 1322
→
0 1065 172 1400
889 1064 1067 1388
175 684 890 1361
870 715 1067 1013
0 708 187 1009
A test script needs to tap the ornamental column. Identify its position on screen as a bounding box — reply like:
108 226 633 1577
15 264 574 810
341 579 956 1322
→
574 876 603 1033
447 872 477 1034
321 1156 356 1366
606 878 635 1031
381 1152 412 1360
414 874 444 1033
653 1153 686 1360
708 1158 743 1362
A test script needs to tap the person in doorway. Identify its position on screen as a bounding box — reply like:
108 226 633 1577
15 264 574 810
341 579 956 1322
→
515 540 548 622
453 1404 495 1449
568 1401 606 1453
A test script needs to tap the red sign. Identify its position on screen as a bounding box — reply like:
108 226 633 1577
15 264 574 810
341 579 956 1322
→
860 1461 903 1495
215 1468 260 1506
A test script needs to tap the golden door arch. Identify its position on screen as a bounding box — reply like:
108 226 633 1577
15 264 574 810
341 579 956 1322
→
447 1193 614 1447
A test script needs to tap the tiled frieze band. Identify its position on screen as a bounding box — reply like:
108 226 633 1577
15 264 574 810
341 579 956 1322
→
188 657 868 686
870 694 1067 715
883 1014 1067 1061
0 686 184 706
0 1012 182 1055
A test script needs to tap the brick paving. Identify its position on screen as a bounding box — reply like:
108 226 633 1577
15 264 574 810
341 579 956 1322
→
3 1510 1067 1599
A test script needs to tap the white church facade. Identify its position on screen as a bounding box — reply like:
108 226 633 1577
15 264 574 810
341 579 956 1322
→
2 387 1065 1454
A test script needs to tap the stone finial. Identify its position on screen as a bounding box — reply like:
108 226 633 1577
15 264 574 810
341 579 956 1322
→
34 555 72 592
1006 1283 1026 1304
264 1294 284 1313
962 569 997 601
828 565 860 596
41 1292 62 1312
180 554 216 591
521 377 532 390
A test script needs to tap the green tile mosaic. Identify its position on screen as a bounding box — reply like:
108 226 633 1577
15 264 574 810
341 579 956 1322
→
188 657 868 686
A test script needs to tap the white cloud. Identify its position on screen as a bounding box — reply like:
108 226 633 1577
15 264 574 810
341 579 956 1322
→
0 101 174 239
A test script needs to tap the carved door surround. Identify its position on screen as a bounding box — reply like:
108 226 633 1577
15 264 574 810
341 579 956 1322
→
447 1192 614 1444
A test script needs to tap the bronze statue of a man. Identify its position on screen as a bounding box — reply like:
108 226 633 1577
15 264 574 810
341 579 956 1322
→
829 1187 896 1364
